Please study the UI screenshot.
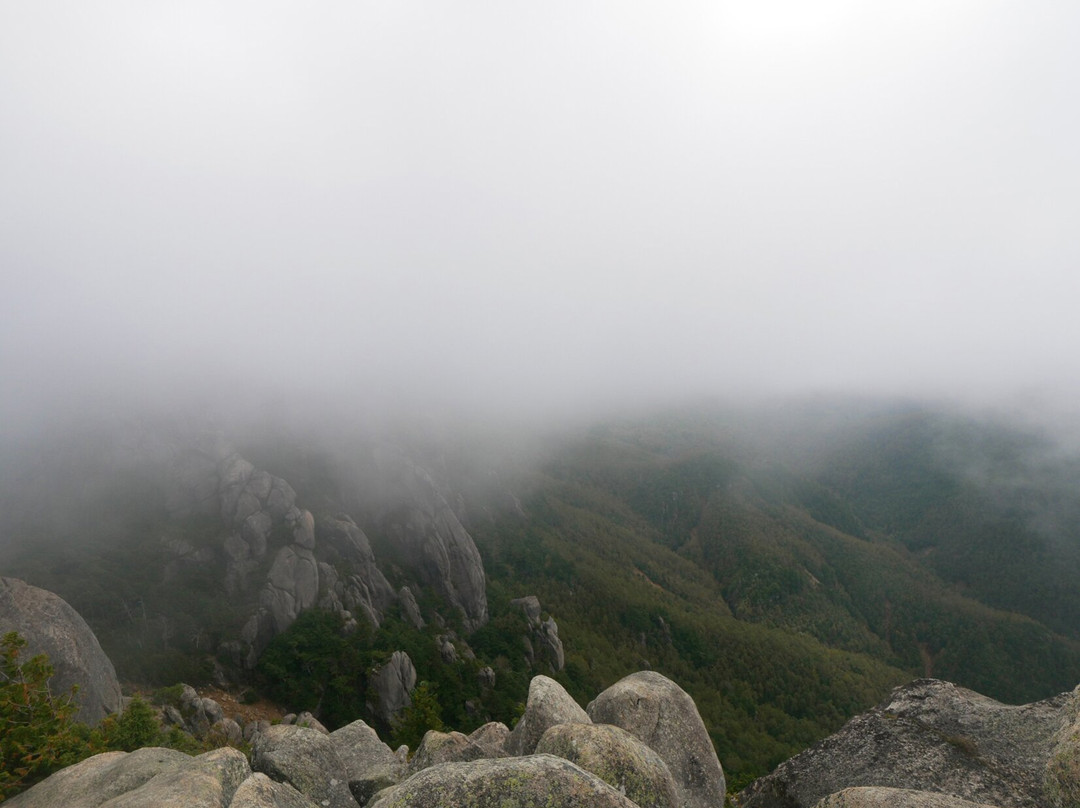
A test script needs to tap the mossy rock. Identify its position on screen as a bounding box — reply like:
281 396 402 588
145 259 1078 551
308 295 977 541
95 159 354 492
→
369 754 641 808
536 722 679 808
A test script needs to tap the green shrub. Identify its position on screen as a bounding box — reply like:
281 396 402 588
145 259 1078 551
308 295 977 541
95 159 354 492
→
151 684 186 708
0 632 91 800
391 681 444 751
98 697 160 752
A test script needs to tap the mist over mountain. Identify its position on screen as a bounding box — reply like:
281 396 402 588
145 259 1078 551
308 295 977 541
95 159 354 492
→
3 395 1080 791
3 3 1080 801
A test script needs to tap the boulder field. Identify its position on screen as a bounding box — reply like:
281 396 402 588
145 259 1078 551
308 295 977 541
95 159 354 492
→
10 645 1080 808
8 672 724 808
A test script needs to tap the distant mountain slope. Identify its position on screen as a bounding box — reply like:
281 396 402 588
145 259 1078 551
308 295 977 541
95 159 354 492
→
2 399 1079 787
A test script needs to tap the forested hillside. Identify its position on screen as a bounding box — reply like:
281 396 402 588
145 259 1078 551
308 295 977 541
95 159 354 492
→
2 400 1079 787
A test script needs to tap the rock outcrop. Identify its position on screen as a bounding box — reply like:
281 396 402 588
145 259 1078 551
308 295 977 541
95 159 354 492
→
0 577 122 725
14 667 1080 808
377 461 488 632
317 516 396 628
736 678 1073 808
397 586 424 630
506 675 591 756
511 595 565 672
588 670 726 808
251 725 357 808
408 729 488 773
369 651 417 724
229 773 320 808
468 721 511 758
327 719 404 805
1045 685 1080 807
814 788 1004 807
4 747 248 808
536 722 680 808
368 755 643 808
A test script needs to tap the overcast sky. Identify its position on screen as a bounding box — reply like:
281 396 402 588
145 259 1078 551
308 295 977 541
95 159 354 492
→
2 2 1079 426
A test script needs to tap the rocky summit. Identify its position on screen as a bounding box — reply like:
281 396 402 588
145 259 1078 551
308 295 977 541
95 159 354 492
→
10 669 727 808
12 650 1080 808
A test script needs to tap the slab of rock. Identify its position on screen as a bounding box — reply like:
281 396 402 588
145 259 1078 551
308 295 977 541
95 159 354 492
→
369 754 643 808
814 787 1004 808
262 544 320 634
1045 686 1080 808
191 747 252 804
319 516 395 625
329 719 401 776
0 577 122 725
209 717 244 746
98 748 250 808
511 595 543 627
468 722 511 758
370 651 417 724
408 730 487 774
295 712 330 735
378 462 488 632
537 616 565 672
588 670 725 808
5 748 193 808
252 724 358 808
737 678 1072 808
507 675 591 756
536 722 679 808
398 587 424 630
328 719 405 804
230 773 321 808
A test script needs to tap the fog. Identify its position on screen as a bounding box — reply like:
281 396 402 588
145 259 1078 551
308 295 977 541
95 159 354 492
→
3 2 1080 433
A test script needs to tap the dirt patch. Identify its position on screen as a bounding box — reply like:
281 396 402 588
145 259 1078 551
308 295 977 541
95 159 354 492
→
195 686 287 727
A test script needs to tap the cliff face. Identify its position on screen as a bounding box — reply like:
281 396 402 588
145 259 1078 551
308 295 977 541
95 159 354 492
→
17 423 492 673
736 678 1078 808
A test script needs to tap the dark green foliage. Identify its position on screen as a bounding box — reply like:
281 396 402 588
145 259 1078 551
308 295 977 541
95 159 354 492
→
255 609 371 725
151 684 185 708
254 602 539 740
391 681 444 750
97 696 159 752
0 634 210 801
0 632 85 800
6 403 1080 794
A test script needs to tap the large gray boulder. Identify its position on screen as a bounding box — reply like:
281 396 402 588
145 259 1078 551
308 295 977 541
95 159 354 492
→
408 730 488 774
369 651 417 724
95 747 250 808
536 722 680 808
328 719 405 804
0 577 122 725
5 747 195 808
737 678 1072 808
251 724 358 808
368 754 644 808
230 773 320 808
511 595 543 627
507 675 591 756
468 722 511 758
1045 685 1080 808
588 670 726 808
814 788 1004 807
